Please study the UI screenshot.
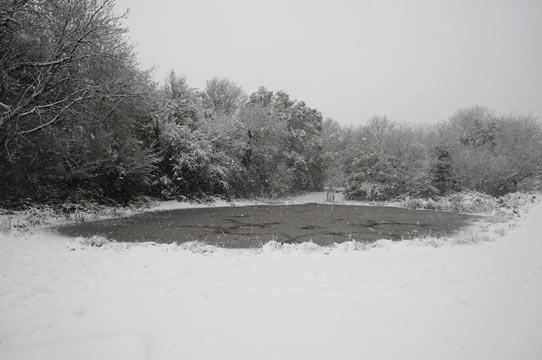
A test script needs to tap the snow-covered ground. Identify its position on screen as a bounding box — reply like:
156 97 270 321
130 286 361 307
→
1 194 541 359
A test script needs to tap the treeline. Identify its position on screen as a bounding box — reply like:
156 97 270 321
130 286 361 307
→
154 75 326 199
1 0 541 208
324 108 542 200
0 0 325 205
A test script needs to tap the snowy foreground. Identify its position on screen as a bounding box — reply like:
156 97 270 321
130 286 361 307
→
1 194 542 359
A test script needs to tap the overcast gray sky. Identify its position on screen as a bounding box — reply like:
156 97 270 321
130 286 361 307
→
114 0 542 126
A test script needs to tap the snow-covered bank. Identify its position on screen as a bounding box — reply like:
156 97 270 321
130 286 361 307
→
0 191 534 237
0 193 330 234
1 196 541 359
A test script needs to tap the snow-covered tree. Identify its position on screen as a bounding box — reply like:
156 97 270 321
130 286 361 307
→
202 78 246 118
0 0 158 203
287 101 326 191
236 102 292 196
153 73 239 198
345 151 402 200
429 107 542 195
322 118 348 188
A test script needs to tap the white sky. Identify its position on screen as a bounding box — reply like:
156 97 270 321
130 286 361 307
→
114 0 542 126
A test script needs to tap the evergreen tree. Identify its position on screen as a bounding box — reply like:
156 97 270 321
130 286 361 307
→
431 147 455 195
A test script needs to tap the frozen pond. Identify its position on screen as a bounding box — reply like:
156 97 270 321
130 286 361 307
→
57 204 475 248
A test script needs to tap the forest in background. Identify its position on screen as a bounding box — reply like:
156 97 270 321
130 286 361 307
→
1 0 542 209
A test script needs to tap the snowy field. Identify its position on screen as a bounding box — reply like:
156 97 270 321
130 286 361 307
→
1 193 542 359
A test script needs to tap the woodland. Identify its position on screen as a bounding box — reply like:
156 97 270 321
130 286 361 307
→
1 0 541 208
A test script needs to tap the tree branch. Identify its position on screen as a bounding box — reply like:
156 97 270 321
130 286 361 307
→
9 57 71 72
18 93 93 136
0 102 11 111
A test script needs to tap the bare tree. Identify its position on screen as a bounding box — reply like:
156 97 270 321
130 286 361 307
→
0 0 134 156
202 77 246 118
0 0 158 203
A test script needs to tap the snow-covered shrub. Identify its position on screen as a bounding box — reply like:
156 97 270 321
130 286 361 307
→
344 152 402 200
81 236 111 247
0 216 13 232
345 181 392 201
398 191 537 215
445 192 496 213
404 198 426 210
155 122 239 199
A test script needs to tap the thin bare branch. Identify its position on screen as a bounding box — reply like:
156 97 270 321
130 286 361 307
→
8 57 71 72
18 94 93 136
0 102 11 111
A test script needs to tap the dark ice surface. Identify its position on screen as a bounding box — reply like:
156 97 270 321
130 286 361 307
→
57 203 475 248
